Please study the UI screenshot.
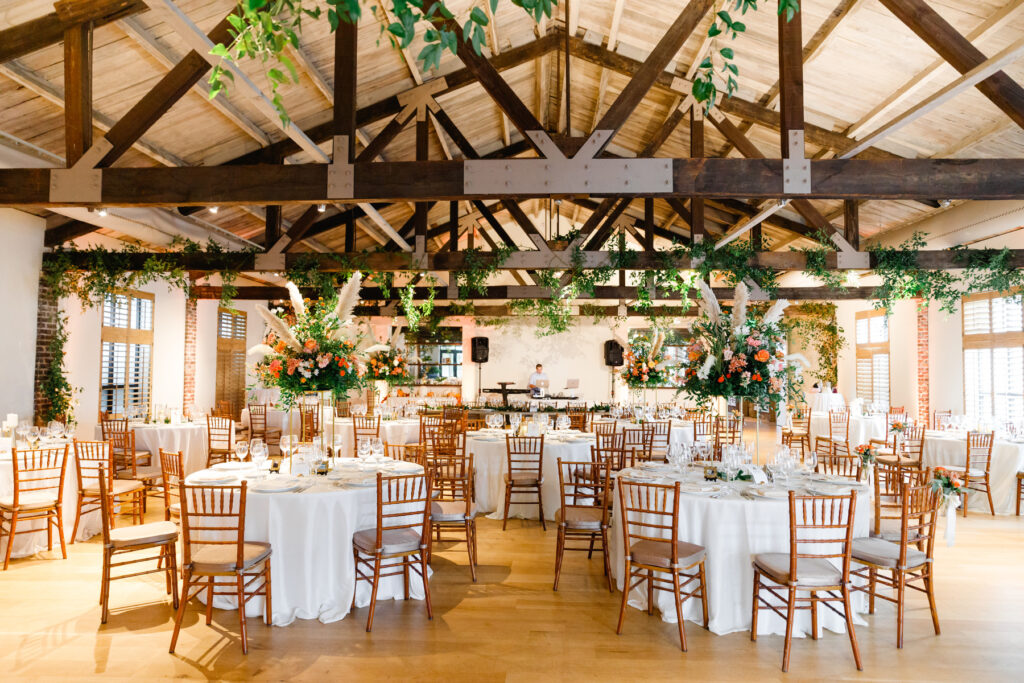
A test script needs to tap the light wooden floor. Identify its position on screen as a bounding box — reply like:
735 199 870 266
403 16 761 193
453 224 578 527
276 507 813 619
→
1 503 1023 681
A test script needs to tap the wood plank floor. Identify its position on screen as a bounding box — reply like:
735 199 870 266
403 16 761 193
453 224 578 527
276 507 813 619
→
0 502 1022 681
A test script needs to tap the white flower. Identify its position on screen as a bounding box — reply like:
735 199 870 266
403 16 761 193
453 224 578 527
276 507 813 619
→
697 355 716 380
723 349 733 361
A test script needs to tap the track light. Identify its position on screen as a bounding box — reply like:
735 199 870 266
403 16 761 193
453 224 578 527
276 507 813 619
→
97 208 108 217
209 206 219 214
939 199 952 208
317 203 327 213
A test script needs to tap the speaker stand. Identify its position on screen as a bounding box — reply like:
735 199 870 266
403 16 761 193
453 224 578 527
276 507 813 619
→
476 363 482 404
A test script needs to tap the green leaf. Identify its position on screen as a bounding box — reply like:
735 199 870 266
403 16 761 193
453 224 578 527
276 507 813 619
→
470 6 489 25
387 21 406 40
707 23 722 37
719 47 734 59
328 8 339 31
733 21 746 33
279 53 299 83
209 43 230 58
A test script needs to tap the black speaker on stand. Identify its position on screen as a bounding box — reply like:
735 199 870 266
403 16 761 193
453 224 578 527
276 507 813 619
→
604 340 624 403
471 337 488 403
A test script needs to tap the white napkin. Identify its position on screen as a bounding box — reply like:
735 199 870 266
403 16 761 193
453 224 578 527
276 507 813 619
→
740 465 769 485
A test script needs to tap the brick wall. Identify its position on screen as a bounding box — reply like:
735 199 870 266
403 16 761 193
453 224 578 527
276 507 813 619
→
183 297 197 411
32 281 58 423
916 301 930 425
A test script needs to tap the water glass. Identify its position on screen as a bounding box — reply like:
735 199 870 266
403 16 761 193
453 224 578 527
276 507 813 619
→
357 438 371 459
371 437 385 458
234 441 249 462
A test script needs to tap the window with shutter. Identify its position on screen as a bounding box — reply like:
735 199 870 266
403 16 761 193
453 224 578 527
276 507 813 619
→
99 291 154 419
215 308 248 418
962 292 1024 422
855 309 889 408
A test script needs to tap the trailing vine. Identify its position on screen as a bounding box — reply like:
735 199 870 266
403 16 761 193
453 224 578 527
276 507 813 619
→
454 244 515 299
399 278 437 332
952 245 1024 297
37 307 76 424
782 303 845 386
793 230 848 291
688 239 779 294
868 232 959 314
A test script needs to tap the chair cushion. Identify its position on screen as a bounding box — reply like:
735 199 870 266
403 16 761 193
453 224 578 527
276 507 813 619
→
630 539 705 569
555 506 604 530
753 553 842 587
353 528 423 555
0 491 58 510
109 520 178 548
134 465 163 481
504 472 541 486
168 502 181 517
431 500 475 522
943 465 986 478
851 536 929 569
190 541 271 573
84 479 144 496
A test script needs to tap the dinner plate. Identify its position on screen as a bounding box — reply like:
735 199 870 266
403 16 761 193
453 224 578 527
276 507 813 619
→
250 477 302 493
748 486 789 500
339 476 377 488
384 460 421 473
212 461 254 471
191 472 237 485
679 482 722 496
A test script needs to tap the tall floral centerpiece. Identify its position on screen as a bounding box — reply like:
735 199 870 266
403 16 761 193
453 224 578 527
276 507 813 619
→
249 273 385 406
680 282 798 413
621 331 670 399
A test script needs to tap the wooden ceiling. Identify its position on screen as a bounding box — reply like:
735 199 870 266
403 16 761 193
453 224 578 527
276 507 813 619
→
2 0 1024 252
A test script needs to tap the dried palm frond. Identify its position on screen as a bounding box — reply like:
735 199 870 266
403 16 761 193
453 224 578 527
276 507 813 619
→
650 329 664 359
732 282 749 328
255 305 300 351
286 281 305 316
332 271 362 327
695 279 721 323
246 343 275 358
763 299 790 325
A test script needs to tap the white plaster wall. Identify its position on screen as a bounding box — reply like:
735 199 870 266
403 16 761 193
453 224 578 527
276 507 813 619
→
0 209 44 419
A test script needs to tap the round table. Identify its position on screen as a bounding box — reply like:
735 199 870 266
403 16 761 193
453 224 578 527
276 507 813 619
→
809 413 886 449
184 458 427 626
922 430 1024 514
811 393 847 413
0 439 99 558
465 430 594 521
131 423 209 475
609 465 870 636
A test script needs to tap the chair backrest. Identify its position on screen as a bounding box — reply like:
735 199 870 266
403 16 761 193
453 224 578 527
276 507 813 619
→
828 411 850 440
693 417 715 441
622 427 654 467
888 406 905 415
74 440 114 495
932 409 952 429
9 446 67 508
902 425 926 460
248 404 269 438
819 453 861 480
160 449 184 511
206 415 233 451
617 479 680 567
897 483 941 564
106 428 137 477
384 442 422 464
335 402 351 418
684 408 706 422
592 420 617 436
99 417 128 442
465 416 485 431
557 458 609 525
352 415 381 440
179 482 249 571
373 473 431 547
506 436 544 479
873 461 928 536
648 420 671 448
595 432 627 470
966 431 994 473
714 415 742 447
787 491 857 586
426 438 473 507
567 403 589 431
215 400 234 419
791 407 812 432
298 403 320 441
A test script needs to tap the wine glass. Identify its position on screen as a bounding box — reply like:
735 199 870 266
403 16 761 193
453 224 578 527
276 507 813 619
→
357 438 371 459
16 421 29 446
234 440 249 462
27 426 40 448
510 413 522 432
251 441 268 476
280 435 299 458
806 449 818 474
372 437 385 459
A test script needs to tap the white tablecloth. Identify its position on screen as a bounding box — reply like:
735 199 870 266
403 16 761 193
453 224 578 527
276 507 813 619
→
465 431 593 520
810 393 847 413
132 424 208 475
922 431 1024 514
0 440 99 558
809 413 886 449
614 420 695 447
185 460 427 626
610 468 870 636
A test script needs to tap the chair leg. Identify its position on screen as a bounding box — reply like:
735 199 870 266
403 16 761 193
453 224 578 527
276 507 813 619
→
169 570 191 653
985 476 995 516
781 587 796 673
842 585 863 671
502 484 511 531
169 543 179 610
236 573 248 655
616 561 631 635
537 485 546 531
100 547 111 624
56 507 67 559
71 501 83 545
809 590 818 640
366 555 382 632
552 527 565 591
2 511 17 570
923 569 940 636
647 569 654 616
698 562 709 629
264 563 273 626
205 577 214 625
602 528 613 593
961 482 969 518
466 521 477 582
671 570 687 652
896 570 907 649
868 567 877 614
750 570 760 641
421 553 433 621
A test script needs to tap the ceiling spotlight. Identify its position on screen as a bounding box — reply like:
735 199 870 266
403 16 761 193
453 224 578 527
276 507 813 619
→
317 203 327 213
209 206 219 214
939 199 952 208
97 208 108 217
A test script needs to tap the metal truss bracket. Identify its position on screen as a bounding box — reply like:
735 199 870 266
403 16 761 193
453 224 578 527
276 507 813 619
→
327 135 353 199
254 253 286 271
464 130 673 195
50 167 102 203
834 247 870 269
783 130 810 194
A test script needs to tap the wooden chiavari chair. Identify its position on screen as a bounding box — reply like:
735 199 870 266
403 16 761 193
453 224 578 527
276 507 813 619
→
814 410 851 459
592 419 617 436
352 415 381 452
751 491 861 672
247 404 282 452
425 436 476 581
1017 470 1024 516
871 461 928 541
595 432 628 472
108 428 163 512
931 409 952 430
353 472 432 631
616 479 708 651
782 406 812 460
298 403 321 442
385 442 423 466
205 415 234 467
623 427 654 467
554 459 612 592
943 431 995 516
851 483 941 648
713 415 742 458
818 453 862 481
567 403 590 431
170 481 272 654
683 408 705 422
215 400 233 418
72 440 144 541
502 436 546 530
0 445 68 570
96 464 178 623
888 406 906 416
648 420 671 461
159 449 184 523
335 402 351 418
101 417 154 470
693 417 715 446
465 415 485 431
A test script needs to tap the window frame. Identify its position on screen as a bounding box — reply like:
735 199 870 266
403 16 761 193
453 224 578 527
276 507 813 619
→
960 290 1024 420
855 309 890 407
98 289 155 419
215 307 248 417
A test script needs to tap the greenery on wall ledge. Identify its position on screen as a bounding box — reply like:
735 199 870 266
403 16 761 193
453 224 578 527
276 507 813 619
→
782 303 845 387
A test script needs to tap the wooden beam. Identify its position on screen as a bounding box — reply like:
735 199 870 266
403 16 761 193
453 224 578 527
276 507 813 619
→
0 0 146 63
644 197 655 251
44 218 100 246
333 18 357 157
777 6 804 156
879 0 1024 131
354 107 415 163
264 206 282 247
63 22 93 166
843 200 860 250
592 0 714 154
690 106 705 243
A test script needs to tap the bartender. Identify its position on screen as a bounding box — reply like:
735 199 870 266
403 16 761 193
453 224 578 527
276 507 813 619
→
528 363 548 398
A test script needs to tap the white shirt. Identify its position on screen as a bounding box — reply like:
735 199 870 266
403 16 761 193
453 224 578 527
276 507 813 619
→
529 371 548 388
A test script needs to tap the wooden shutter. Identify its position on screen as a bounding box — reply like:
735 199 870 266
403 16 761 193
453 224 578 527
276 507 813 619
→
99 291 154 419
215 308 248 418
